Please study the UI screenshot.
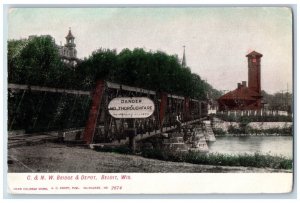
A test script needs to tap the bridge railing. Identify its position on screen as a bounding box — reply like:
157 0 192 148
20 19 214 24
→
8 83 91 133
218 110 290 117
216 109 292 122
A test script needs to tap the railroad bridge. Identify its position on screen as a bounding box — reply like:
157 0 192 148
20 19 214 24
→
8 80 209 148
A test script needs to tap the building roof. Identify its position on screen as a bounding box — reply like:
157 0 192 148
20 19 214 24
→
218 86 261 101
66 29 75 39
246 51 263 57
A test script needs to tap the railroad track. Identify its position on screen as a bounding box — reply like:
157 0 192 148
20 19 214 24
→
8 134 59 148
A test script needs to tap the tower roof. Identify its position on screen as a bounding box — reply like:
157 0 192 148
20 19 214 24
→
66 28 75 39
246 51 263 57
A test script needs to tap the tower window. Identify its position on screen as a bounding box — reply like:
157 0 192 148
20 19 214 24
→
252 58 257 63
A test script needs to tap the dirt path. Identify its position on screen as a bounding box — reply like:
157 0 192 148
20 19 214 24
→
7 143 291 173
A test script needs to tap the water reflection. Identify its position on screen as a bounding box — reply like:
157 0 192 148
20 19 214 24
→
207 136 293 158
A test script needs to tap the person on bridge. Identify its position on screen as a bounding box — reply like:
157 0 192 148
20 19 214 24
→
175 114 182 132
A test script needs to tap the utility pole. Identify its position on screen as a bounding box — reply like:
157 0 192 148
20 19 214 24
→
281 90 284 109
286 83 289 112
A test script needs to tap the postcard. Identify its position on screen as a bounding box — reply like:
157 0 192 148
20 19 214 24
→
6 6 294 194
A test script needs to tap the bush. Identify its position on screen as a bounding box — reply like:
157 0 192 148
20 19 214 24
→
212 128 226 135
94 145 292 170
140 150 293 170
227 125 243 134
246 127 292 135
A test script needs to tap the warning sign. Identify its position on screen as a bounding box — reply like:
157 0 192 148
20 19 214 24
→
108 97 155 118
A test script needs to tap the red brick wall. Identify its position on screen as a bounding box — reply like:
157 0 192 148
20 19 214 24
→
248 56 261 94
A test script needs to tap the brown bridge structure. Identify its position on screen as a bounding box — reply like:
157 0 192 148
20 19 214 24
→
8 81 208 148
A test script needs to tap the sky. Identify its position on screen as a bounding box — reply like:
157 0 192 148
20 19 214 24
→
7 7 293 94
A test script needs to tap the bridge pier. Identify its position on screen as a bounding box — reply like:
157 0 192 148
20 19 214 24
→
127 119 137 152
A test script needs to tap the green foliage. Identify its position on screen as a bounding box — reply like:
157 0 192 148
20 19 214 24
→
76 47 219 99
212 128 227 135
140 150 292 169
8 36 221 132
9 36 64 86
227 125 243 134
262 90 292 112
77 48 118 89
8 36 220 99
246 127 292 135
213 123 292 136
8 39 28 82
8 91 91 132
8 36 92 132
8 36 83 91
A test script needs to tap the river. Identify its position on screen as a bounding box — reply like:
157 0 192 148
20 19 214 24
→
207 136 293 158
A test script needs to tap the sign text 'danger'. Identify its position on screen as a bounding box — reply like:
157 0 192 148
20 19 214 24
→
108 97 155 118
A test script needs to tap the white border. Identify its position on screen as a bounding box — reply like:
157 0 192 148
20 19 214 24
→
1 0 299 201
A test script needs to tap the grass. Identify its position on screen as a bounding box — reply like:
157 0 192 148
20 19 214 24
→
140 149 293 170
93 145 292 170
213 126 292 136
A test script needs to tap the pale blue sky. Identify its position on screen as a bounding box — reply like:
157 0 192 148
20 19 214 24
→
8 7 293 94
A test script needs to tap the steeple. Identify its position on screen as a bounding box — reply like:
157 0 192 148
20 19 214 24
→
182 45 186 68
58 28 78 64
65 27 75 48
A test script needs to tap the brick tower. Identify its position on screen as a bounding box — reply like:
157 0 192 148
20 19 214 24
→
217 51 264 110
246 51 263 94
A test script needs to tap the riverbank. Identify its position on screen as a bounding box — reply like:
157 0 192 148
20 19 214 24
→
214 133 291 137
212 118 292 136
139 149 292 170
8 143 292 173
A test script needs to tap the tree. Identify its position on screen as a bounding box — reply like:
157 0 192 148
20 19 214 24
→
8 35 223 132
261 90 292 111
77 47 220 100
77 48 118 89
8 36 79 132
8 39 28 83
17 36 65 86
